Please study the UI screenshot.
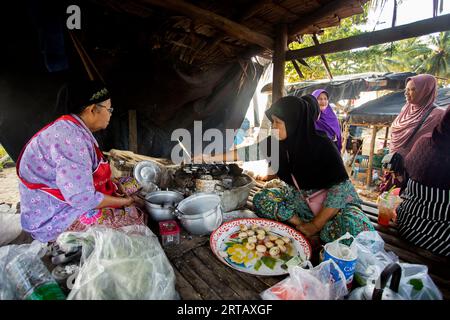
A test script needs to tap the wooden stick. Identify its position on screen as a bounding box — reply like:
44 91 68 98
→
312 34 333 80
286 13 450 60
291 59 304 79
68 31 95 81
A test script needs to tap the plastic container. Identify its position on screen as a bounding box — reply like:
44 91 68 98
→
5 252 65 300
322 233 358 290
159 220 181 247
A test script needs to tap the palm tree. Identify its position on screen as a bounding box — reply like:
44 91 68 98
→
416 32 450 78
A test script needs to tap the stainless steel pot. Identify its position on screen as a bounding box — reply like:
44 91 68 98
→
144 190 184 221
174 193 223 235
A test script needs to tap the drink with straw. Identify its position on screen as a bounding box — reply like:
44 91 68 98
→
377 186 401 227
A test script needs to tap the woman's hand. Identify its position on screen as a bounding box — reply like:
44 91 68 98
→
296 221 320 237
123 196 135 207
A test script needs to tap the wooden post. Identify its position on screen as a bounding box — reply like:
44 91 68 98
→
272 24 287 104
341 122 349 155
366 126 378 186
128 110 138 153
383 126 389 148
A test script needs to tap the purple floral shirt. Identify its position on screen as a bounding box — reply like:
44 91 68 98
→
19 114 105 242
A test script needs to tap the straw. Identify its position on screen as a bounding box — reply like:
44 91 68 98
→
384 185 396 201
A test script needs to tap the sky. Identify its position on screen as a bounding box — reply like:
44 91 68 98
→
362 0 450 32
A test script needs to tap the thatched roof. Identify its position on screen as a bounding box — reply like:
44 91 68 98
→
90 0 368 69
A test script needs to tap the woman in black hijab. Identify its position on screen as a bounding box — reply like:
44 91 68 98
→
251 95 374 242
195 95 373 243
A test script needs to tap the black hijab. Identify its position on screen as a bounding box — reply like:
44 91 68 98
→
265 95 348 190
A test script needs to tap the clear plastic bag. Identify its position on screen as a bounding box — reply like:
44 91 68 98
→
0 204 22 246
260 260 348 300
398 263 443 300
353 231 398 285
0 241 48 300
56 225 177 300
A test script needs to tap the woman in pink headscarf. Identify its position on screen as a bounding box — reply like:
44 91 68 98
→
390 74 445 157
379 74 445 192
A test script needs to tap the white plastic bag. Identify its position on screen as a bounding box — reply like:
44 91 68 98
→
56 225 177 300
398 263 443 300
0 241 47 300
260 260 348 300
0 204 22 246
354 231 398 285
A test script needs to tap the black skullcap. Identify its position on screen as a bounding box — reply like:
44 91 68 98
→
56 80 111 115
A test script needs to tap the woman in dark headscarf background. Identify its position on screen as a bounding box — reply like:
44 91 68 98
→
395 107 450 256
311 89 342 151
197 95 374 243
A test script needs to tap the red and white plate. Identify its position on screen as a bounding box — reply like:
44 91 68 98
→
210 218 311 276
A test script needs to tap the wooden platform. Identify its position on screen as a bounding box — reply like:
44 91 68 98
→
159 181 450 300
161 229 284 300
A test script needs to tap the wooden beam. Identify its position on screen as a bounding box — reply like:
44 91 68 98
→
312 34 333 80
289 0 360 37
287 13 450 60
239 0 298 23
291 59 304 79
140 0 274 50
239 0 273 22
272 24 287 104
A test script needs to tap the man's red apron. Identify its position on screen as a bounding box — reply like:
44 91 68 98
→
16 115 117 202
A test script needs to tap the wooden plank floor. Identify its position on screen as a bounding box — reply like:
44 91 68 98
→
162 229 285 300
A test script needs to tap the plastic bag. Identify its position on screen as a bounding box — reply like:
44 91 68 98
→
0 204 22 246
398 263 443 300
260 260 348 300
56 225 177 300
353 231 398 285
0 241 47 300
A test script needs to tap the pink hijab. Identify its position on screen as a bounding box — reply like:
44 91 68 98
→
390 74 444 155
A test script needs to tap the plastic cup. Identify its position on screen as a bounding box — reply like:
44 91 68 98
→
377 193 400 226
323 245 357 289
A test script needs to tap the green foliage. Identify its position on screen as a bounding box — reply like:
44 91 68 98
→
416 31 450 78
285 2 449 82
